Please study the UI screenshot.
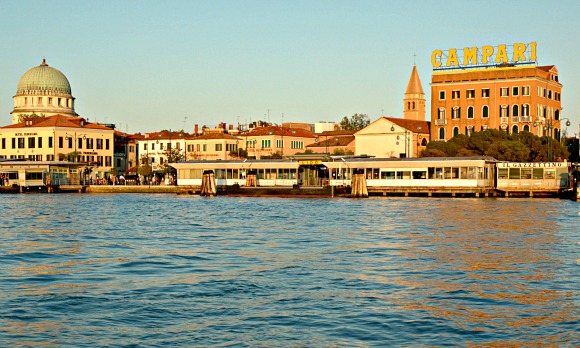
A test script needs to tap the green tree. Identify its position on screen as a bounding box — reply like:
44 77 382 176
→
158 147 185 175
467 129 510 155
229 148 248 159
138 164 152 178
485 140 530 162
332 148 354 156
340 113 370 130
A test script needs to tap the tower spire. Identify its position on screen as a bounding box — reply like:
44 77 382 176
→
403 64 425 121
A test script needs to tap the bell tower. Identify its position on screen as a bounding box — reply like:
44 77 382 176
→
403 64 425 121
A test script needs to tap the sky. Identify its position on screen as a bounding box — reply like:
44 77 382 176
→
1 0 579 135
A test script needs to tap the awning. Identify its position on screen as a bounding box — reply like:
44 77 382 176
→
124 166 138 175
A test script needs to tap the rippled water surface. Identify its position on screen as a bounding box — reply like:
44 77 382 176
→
1 194 579 346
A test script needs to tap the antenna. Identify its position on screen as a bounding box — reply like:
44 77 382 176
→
413 52 416 65
183 116 187 131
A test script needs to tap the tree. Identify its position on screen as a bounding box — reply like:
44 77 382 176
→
332 148 354 156
340 113 370 130
158 147 185 175
229 148 248 159
18 112 45 123
58 151 78 162
485 140 530 162
138 164 152 178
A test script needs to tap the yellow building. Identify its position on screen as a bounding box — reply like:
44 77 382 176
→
184 132 241 161
243 126 317 159
0 115 114 177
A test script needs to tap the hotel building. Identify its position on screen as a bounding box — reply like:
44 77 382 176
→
430 43 563 141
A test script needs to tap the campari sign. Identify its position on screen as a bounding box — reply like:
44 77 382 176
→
431 42 537 71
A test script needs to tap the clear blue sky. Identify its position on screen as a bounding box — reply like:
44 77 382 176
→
1 0 579 135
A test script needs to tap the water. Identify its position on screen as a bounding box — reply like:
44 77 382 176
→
0 194 578 347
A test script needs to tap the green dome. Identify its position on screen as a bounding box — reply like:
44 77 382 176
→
16 59 72 96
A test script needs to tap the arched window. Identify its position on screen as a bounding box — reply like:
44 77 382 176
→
523 125 530 132
438 107 446 119
452 106 460 119
555 109 560 120
453 127 459 137
421 138 428 146
482 105 489 118
522 104 530 117
407 102 411 110
439 128 445 140
500 105 509 117
512 105 519 117
467 106 474 119
512 125 519 134
412 101 416 109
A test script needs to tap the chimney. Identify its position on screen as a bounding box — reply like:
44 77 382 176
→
194 124 198 135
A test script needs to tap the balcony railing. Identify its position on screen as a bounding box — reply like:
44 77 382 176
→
520 116 531 123
434 118 447 126
500 117 509 124
512 116 520 123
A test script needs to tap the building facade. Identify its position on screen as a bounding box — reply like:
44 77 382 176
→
430 43 563 141
243 126 317 159
184 132 241 161
0 115 114 177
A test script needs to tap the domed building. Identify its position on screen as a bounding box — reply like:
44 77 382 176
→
11 59 77 124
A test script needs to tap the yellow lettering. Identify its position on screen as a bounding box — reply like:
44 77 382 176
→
481 45 494 64
495 44 508 63
431 49 442 68
446 48 459 67
512 43 526 62
530 41 537 61
463 47 477 66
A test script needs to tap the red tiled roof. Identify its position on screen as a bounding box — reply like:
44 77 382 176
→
319 130 356 136
1 114 113 130
307 135 355 148
190 133 241 140
384 117 430 134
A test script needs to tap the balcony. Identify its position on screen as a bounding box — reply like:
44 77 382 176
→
520 116 531 123
512 116 520 123
434 118 447 126
500 117 509 124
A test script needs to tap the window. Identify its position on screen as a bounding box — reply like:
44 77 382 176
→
261 139 271 148
97 139 103 150
18 138 25 149
438 108 445 119
144 143 148 151
452 106 460 119
38 137 42 149
59 137 63 148
548 90 552 99
28 137 35 148
500 87 509 97
523 125 530 132
106 139 110 150
203 144 207 152
439 128 445 140
196 144 200 152
78 138 83 149
439 91 445 100
67 137 73 148
48 136 53 148
452 90 460 99
482 105 489 118
276 140 284 148
291 141 304 149
453 127 459 137
215 144 223 151
512 105 519 117
522 86 530 96
482 88 490 98
12 138 16 149
500 105 509 117
105 156 112 166
512 125 519 134
467 106 474 119
151 143 155 151
1 138 5 149
466 89 475 99
512 86 519 96
522 104 530 116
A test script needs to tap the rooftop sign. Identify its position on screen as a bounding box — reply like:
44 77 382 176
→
431 42 537 71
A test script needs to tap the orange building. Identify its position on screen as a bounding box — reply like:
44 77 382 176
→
430 44 563 142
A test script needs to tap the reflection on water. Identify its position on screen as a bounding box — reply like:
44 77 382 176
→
0 195 578 346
